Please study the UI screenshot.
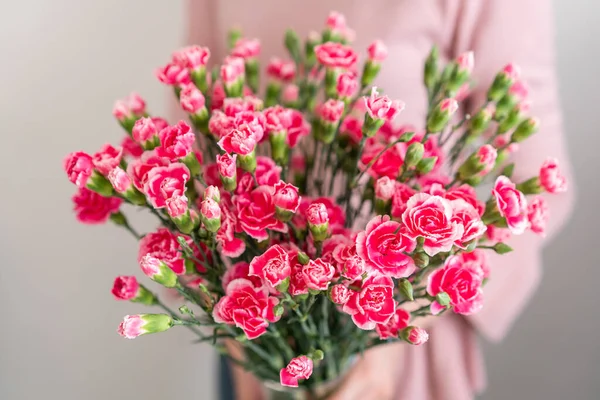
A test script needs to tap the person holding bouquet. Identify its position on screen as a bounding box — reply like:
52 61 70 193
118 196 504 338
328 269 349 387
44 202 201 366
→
180 1 574 399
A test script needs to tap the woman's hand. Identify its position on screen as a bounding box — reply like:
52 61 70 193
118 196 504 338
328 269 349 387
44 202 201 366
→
328 343 404 400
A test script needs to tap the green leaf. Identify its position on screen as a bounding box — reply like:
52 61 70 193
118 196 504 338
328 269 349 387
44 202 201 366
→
501 163 515 178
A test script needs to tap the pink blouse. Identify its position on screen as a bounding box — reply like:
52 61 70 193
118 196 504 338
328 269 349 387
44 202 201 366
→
184 0 575 398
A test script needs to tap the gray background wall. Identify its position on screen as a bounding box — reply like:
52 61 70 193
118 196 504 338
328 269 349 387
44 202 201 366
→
0 1 597 399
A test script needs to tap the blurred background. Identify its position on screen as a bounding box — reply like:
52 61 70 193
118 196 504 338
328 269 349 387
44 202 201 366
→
0 1 598 399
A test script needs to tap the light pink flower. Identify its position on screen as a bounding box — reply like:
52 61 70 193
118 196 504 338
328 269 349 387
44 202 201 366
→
475 145 497 176
486 225 512 245
405 326 429 345
391 183 418 218
325 11 347 32
231 38 261 59
343 275 395 330
356 215 416 278
72 187 121 224
212 278 278 339
282 84 299 103
156 62 191 86
157 121 195 160
108 167 132 194
111 276 140 301
92 144 123 176
138 228 185 275
367 40 388 62
314 42 358 69
509 80 529 101
528 196 549 236
166 193 189 218
63 151 93 187
173 45 210 70
117 315 145 339
376 308 410 340
456 51 474 73
179 83 206 113
215 153 236 180
223 97 263 117
364 87 405 121
440 98 459 114
112 93 146 120
302 258 335 291
132 117 159 146
220 56 245 85
492 176 528 234
319 99 345 124
143 162 190 209
402 194 464 256
286 110 310 148
374 176 395 201
313 197 346 229
249 244 291 290
127 151 170 191
336 72 358 99
264 106 292 133
266 58 296 82
216 199 246 258
341 254 365 281
540 158 568 193
450 200 487 248
280 356 313 388
427 255 484 315
233 186 287 241
502 63 521 80
330 284 351 305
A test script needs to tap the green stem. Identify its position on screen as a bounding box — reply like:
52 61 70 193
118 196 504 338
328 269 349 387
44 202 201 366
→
155 299 205 339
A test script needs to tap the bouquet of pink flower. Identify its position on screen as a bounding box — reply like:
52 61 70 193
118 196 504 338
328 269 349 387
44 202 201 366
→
64 11 567 398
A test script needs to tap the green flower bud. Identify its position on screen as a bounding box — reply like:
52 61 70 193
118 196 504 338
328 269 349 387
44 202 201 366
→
405 142 425 168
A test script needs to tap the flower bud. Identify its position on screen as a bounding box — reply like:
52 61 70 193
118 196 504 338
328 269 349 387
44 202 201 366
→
336 72 358 101
108 167 146 205
306 203 329 242
374 176 394 215
466 104 495 142
111 276 156 305
204 185 221 203
282 84 299 107
511 117 539 143
200 198 222 233
132 117 160 150
447 51 474 93
416 157 437 175
539 158 567 193
86 170 115 197
317 99 345 143
273 181 301 222
398 278 414 301
284 29 302 65
304 31 321 68
297 252 310 265
139 255 178 288
220 56 245 97
458 145 498 179
362 40 387 86
401 326 429 345
117 314 173 339
412 252 429 268
497 103 524 134
329 284 351 305
487 63 520 102
426 98 458 133
404 142 425 168
424 46 439 91
216 153 237 191
237 150 257 173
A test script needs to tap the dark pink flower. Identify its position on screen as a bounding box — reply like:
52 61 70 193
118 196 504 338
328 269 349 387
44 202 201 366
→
302 258 335 291
343 275 395 330
376 307 410 340
288 252 309 296
427 255 484 315
450 200 487 247
319 99 345 123
492 176 528 234
402 194 464 256
306 203 329 226
157 121 196 160
218 128 257 156
63 151 93 187
72 187 121 224
173 45 210 70
143 163 190 209
222 262 261 291
120 136 144 158
111 276 140 300
233 186 287 241
249 244 291 290
156 62 191 86
138 228 185 275
444 184 485 216
92 144 123 176
127 151 170 191
231 38 261 59
315 42 358 69
336 72 358 99
267 58 296 82
180 83 206 113
280 356 313 388
330 284 351 305
216 198 246 258
286 110 310 148
255 156 282 185
220 56 245 85
404 326 429 345
273 181 301 213
132 117 159 146
391 183 417 218
216 153 237 179
356 215 416 278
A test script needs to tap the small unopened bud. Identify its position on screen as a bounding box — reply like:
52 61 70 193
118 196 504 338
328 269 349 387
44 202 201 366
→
416 157 437 174
204 185 221 203
297 252 310 265
306 203 329 242
404 142 425 168
511 117 539 143
401 326 429 345
487 64 520 102
139 255 178 288
284 29 302 65
467 105 495 140
427 98 458 133
492 242 513 254
398 279 414 301
436 292 451 307
412 252 430 268
458 145 498 179
117 314 173 339
200 198 222 233
424 45 439 91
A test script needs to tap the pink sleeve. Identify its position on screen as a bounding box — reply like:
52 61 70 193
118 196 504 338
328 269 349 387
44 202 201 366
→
452 0 575 341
